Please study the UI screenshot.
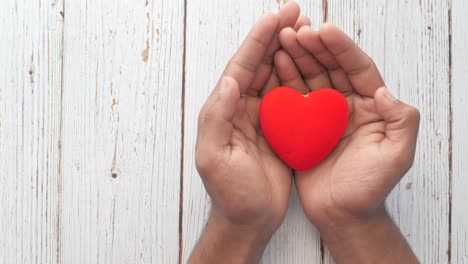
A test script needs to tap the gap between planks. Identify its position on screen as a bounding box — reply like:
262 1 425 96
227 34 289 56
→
178 0 188 263
447 0 453 262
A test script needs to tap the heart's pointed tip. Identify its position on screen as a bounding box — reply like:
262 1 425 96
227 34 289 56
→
290 158 320 172
292 166 313 172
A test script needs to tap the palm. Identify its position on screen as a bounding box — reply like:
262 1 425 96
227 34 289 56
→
273 24 406 218
296 93 390 214
196 5 305 227
215 93 291 225
230 94 288 178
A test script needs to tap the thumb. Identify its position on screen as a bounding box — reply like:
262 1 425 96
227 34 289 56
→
197 76 241 151
374 87 420 151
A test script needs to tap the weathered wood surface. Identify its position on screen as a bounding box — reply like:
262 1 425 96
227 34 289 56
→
182 1 325 263
1 0 184 263
323 1 452 263
0 0 64 263
0 0 464 263
59 0 184 263
451 0 468 263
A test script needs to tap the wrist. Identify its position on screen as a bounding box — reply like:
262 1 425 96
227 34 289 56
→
189 208 276 264
316 206 390 246
209 207 276 247
315 207 418 264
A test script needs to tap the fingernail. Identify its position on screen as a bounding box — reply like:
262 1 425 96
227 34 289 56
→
382 87 398 102
218 77 233 98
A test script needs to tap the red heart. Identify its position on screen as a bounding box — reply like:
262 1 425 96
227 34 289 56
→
259 87 349 171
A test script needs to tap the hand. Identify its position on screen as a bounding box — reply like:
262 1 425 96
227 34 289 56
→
274 23 420 263
190 3 309 263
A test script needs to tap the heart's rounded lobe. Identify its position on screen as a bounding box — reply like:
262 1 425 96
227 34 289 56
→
259 87 349 171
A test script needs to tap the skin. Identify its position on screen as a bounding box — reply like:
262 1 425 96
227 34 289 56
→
276 23 420 263
190 3 421 263
190 3 303 263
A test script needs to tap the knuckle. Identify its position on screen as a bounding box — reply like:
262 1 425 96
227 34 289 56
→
347 59 373 77
198 103 218 125
247 34 269 50
333 41 354 58
201 110 222 124
393 105 420 129
405 106 421 122
352 57 377 78
195 152 213 176
228 58 257 74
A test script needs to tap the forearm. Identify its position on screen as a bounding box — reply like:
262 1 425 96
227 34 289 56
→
317 207 419 264
188 209 273 264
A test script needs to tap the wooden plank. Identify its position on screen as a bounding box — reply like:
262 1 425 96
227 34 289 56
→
0 0 64 263
261 3 325 263
59 0 184 263
451 0 468 262
182 1 323 263
324 1 451 263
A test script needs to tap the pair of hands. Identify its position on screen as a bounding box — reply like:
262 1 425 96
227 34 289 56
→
192 2 420 263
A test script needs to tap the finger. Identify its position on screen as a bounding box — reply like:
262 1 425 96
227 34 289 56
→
296 26 352 94
293 16 311 31
374 87 420 157
267 1 301 54
261 68 281 96
224 13 279 94
280 27 332 90
252 2 301 93
274 50 309 94
198 77 240 151
319 23 385 97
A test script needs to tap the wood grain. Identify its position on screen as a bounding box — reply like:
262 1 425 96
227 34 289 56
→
324 1 451 263
0 0 64 263
261 2 327 263
182 2 273 261
182 1 325 263
59 0 183 263
1 0 465 263
451 0 468 262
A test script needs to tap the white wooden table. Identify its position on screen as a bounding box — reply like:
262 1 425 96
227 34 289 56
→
1 0 467 263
